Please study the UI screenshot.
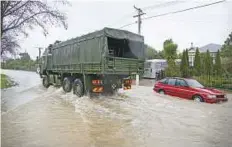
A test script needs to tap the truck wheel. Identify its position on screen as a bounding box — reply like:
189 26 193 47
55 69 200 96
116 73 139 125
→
62 77 72 92
42 76 50 88
111 88 118 95
73 79 84 97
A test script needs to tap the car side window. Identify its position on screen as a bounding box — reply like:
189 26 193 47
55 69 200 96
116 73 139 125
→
168 78 176 86
160 78 168 84
176 79 187 86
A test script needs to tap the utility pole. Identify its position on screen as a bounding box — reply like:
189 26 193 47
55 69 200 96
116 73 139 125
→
34 47 42 73
133 5 145 87
133 5 146 35
38 47 42 59
34 47 42 59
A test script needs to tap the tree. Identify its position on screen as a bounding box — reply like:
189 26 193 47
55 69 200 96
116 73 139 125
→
145 44 164 59
163 39 179 76
163 39 177 60
185 49 189 67
3 52 37 71
1 0 69 56
221 32 232 58
193 48 201 76
221 32 232 73
204 50 213 77
180 49 190 77
1 34 20 55
177 52 182 59
214 50 222 76
165 58 180 77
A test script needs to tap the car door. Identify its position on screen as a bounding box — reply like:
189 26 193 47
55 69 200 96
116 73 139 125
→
175 79 192 99
164 78 177 96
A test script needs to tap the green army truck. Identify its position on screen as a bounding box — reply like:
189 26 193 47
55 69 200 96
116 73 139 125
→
39 27 145 97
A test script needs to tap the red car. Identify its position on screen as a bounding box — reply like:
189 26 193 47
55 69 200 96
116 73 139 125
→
153 77 228 103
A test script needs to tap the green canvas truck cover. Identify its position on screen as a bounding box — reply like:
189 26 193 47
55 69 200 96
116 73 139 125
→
44 28 144 72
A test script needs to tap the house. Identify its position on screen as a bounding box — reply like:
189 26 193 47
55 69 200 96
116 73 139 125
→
19 52 31 60
188 43 222 66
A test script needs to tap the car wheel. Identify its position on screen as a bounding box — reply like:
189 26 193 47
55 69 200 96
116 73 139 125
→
73 79 84 97
159 89 165 95
62 77 72 92
193 95 203 102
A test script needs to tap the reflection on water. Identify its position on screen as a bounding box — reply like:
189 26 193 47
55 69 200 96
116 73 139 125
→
1 70 232 147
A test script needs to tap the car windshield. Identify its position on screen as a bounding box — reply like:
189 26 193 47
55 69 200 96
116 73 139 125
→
186 79 204 88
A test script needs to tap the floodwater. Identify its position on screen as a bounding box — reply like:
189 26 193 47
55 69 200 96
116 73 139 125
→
1 70 232 147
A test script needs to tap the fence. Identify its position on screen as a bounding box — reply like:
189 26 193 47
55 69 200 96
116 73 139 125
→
194 74 232 90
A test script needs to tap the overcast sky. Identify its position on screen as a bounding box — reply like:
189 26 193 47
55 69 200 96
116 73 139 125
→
19 0 232 59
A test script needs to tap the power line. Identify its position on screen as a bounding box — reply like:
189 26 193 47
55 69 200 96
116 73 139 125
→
110 1 183 28
142 1 184 11
119 22 136 29
143 0 225 20
119 0 226 29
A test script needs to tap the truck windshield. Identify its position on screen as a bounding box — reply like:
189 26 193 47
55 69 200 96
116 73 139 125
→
107 37 144 59
186 79 204 88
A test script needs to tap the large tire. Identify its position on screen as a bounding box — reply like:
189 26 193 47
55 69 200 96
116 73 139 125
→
193 95 203 102
62 77 72 92
73 79 84 97
42 76 50 88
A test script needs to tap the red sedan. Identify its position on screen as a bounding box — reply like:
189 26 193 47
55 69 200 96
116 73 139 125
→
153 77 228 103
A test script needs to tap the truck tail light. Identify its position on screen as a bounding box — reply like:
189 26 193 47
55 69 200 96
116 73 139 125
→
92 86 104 93
124 79 132 85
92 80 103 85
123 85 131 90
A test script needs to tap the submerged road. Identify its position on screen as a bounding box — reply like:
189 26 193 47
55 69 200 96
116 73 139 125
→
1 70 232 147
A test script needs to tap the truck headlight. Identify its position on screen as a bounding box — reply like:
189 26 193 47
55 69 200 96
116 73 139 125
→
208 94 216 99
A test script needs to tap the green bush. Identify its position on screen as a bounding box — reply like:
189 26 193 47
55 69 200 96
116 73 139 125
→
193 75 232 89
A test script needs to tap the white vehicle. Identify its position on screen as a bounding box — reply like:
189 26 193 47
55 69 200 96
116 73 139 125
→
143 59 181 79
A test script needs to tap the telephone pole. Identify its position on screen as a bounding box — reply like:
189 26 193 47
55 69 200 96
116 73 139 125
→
133 5 145 87
133 5 146 35
38 47 42 59
34 47 42 59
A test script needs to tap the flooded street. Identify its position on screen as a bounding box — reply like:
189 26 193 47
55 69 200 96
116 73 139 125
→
1 70 232 147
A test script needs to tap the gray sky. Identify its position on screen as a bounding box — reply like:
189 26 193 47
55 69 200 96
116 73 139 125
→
19 0 232 59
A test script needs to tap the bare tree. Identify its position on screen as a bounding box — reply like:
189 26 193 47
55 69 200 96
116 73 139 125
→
1 0 69 56
1 34 20 56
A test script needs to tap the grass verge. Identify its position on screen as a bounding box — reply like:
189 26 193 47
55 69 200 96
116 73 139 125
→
0 74 13 89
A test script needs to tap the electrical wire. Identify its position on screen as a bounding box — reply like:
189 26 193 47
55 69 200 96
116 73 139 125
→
119 0 226 29
119 22 136 29
143 0 225 20
110 1 183 28
142 1 184 11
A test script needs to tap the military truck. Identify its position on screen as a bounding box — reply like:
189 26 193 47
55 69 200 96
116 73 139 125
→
39 27 145 97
